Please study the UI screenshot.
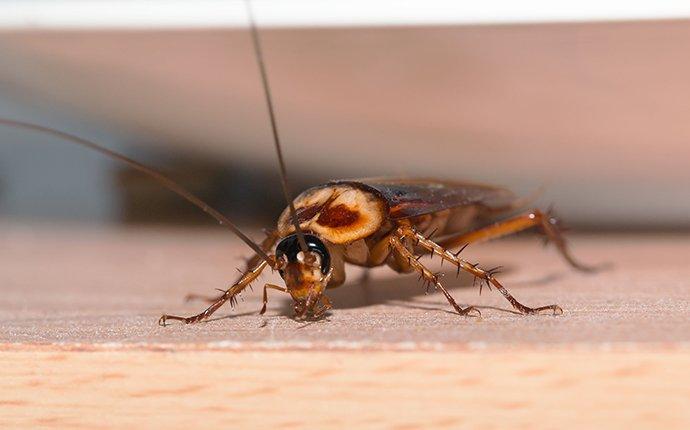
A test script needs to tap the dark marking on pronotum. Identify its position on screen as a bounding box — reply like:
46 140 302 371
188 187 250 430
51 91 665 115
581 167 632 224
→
0 0 598 325
316 204 360 228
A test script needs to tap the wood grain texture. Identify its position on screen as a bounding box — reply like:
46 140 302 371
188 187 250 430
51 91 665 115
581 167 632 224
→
1 348 688 430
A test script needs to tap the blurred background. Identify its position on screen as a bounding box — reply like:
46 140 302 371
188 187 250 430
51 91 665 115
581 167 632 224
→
0 0 689 230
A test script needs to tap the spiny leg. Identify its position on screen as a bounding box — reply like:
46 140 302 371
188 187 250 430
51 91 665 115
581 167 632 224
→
438 209 596 272
314 295 333 319
402 226 562 315
184 290 227 304
389 235 481 317
159 260 270 325
260 283 287 315
185 230 279 303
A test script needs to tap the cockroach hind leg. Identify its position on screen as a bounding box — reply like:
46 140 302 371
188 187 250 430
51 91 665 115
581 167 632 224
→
437 209 604 273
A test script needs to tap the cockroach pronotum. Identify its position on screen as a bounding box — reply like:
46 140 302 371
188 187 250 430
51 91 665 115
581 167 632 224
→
0 1 597 324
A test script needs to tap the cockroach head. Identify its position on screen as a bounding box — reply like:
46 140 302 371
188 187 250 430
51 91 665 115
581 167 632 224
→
275 233 332 319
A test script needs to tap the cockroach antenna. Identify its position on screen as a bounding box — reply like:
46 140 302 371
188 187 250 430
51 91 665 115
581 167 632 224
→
0 118 272 263
0 4 595 324
244 0 309 253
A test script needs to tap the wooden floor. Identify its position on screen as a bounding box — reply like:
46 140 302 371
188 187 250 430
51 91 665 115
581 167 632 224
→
1 224 689 429
2 347 688 429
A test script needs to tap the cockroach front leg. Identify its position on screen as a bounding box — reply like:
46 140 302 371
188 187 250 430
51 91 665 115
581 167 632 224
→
260 283 287 315
313 296 333 319
438 209 596 272
401 226 563 316
294 295 333 320
185 230 280 303
389 235 481 317
159 260 270 325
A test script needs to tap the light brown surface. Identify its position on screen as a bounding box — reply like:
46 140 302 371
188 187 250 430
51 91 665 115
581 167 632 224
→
1 349 688 430
1 224 689 429
1 224 688 347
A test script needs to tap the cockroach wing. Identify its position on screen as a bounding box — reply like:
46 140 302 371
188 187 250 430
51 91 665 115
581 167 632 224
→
333 178 516 220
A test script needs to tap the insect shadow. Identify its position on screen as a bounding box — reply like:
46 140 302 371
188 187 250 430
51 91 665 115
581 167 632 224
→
272 261 566 317
0 0 594 324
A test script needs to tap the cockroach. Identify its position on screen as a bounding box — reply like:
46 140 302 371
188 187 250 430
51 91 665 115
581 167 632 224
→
0 1 596 324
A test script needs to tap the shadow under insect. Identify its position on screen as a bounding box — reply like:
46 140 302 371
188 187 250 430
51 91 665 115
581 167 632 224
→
273 261 567 317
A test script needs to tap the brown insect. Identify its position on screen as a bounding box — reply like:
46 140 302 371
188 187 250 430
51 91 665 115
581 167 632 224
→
0 2 595 324
164 177 595 323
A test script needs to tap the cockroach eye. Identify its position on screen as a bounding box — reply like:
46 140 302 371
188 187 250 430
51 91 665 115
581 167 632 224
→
276 233 331 275
7 0 594 326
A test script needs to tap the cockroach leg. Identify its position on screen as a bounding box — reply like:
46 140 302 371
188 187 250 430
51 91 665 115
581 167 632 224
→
389 235 481 317
401 226 563 316
260 283 287 315
291 290 333 321
159 260 270 325
320 295 333 312
438 209 597 272
311 296 333 320
366 233 395 266
183 292 223 304
184 230 280 304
